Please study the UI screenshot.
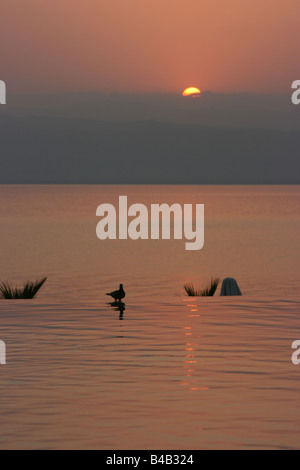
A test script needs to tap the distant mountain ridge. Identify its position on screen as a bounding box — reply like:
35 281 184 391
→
0 114 299 184
2 92 299 131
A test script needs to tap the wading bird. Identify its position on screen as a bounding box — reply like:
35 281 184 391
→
106 284 126 302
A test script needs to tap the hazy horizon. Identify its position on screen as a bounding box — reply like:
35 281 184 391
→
0 91 299 184
1 1 299 185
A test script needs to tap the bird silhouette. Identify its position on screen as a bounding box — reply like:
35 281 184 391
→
106 284 126 302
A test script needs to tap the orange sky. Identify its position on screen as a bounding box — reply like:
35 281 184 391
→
1 0 299 94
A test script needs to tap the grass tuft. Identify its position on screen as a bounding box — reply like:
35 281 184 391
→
184 283 202 297
184 277 220 297
0 277 47 299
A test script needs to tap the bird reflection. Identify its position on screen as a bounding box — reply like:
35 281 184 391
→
108 301 126 320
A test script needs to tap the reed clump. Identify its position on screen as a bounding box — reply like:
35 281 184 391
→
184 277 220 297
0 277 47 299
184 283 202 297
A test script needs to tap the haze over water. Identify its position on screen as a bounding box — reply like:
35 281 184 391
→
0 185 299 449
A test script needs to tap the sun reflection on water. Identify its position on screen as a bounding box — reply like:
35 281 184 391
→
181 298 210 393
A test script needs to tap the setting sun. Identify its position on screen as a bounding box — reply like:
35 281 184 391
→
182 87 202 97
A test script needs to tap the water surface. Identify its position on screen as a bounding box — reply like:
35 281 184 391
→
0 186 299 449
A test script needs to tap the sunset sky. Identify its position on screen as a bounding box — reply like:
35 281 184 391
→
1 0 299 94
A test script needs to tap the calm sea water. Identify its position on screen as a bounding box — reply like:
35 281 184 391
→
0 185 299 449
